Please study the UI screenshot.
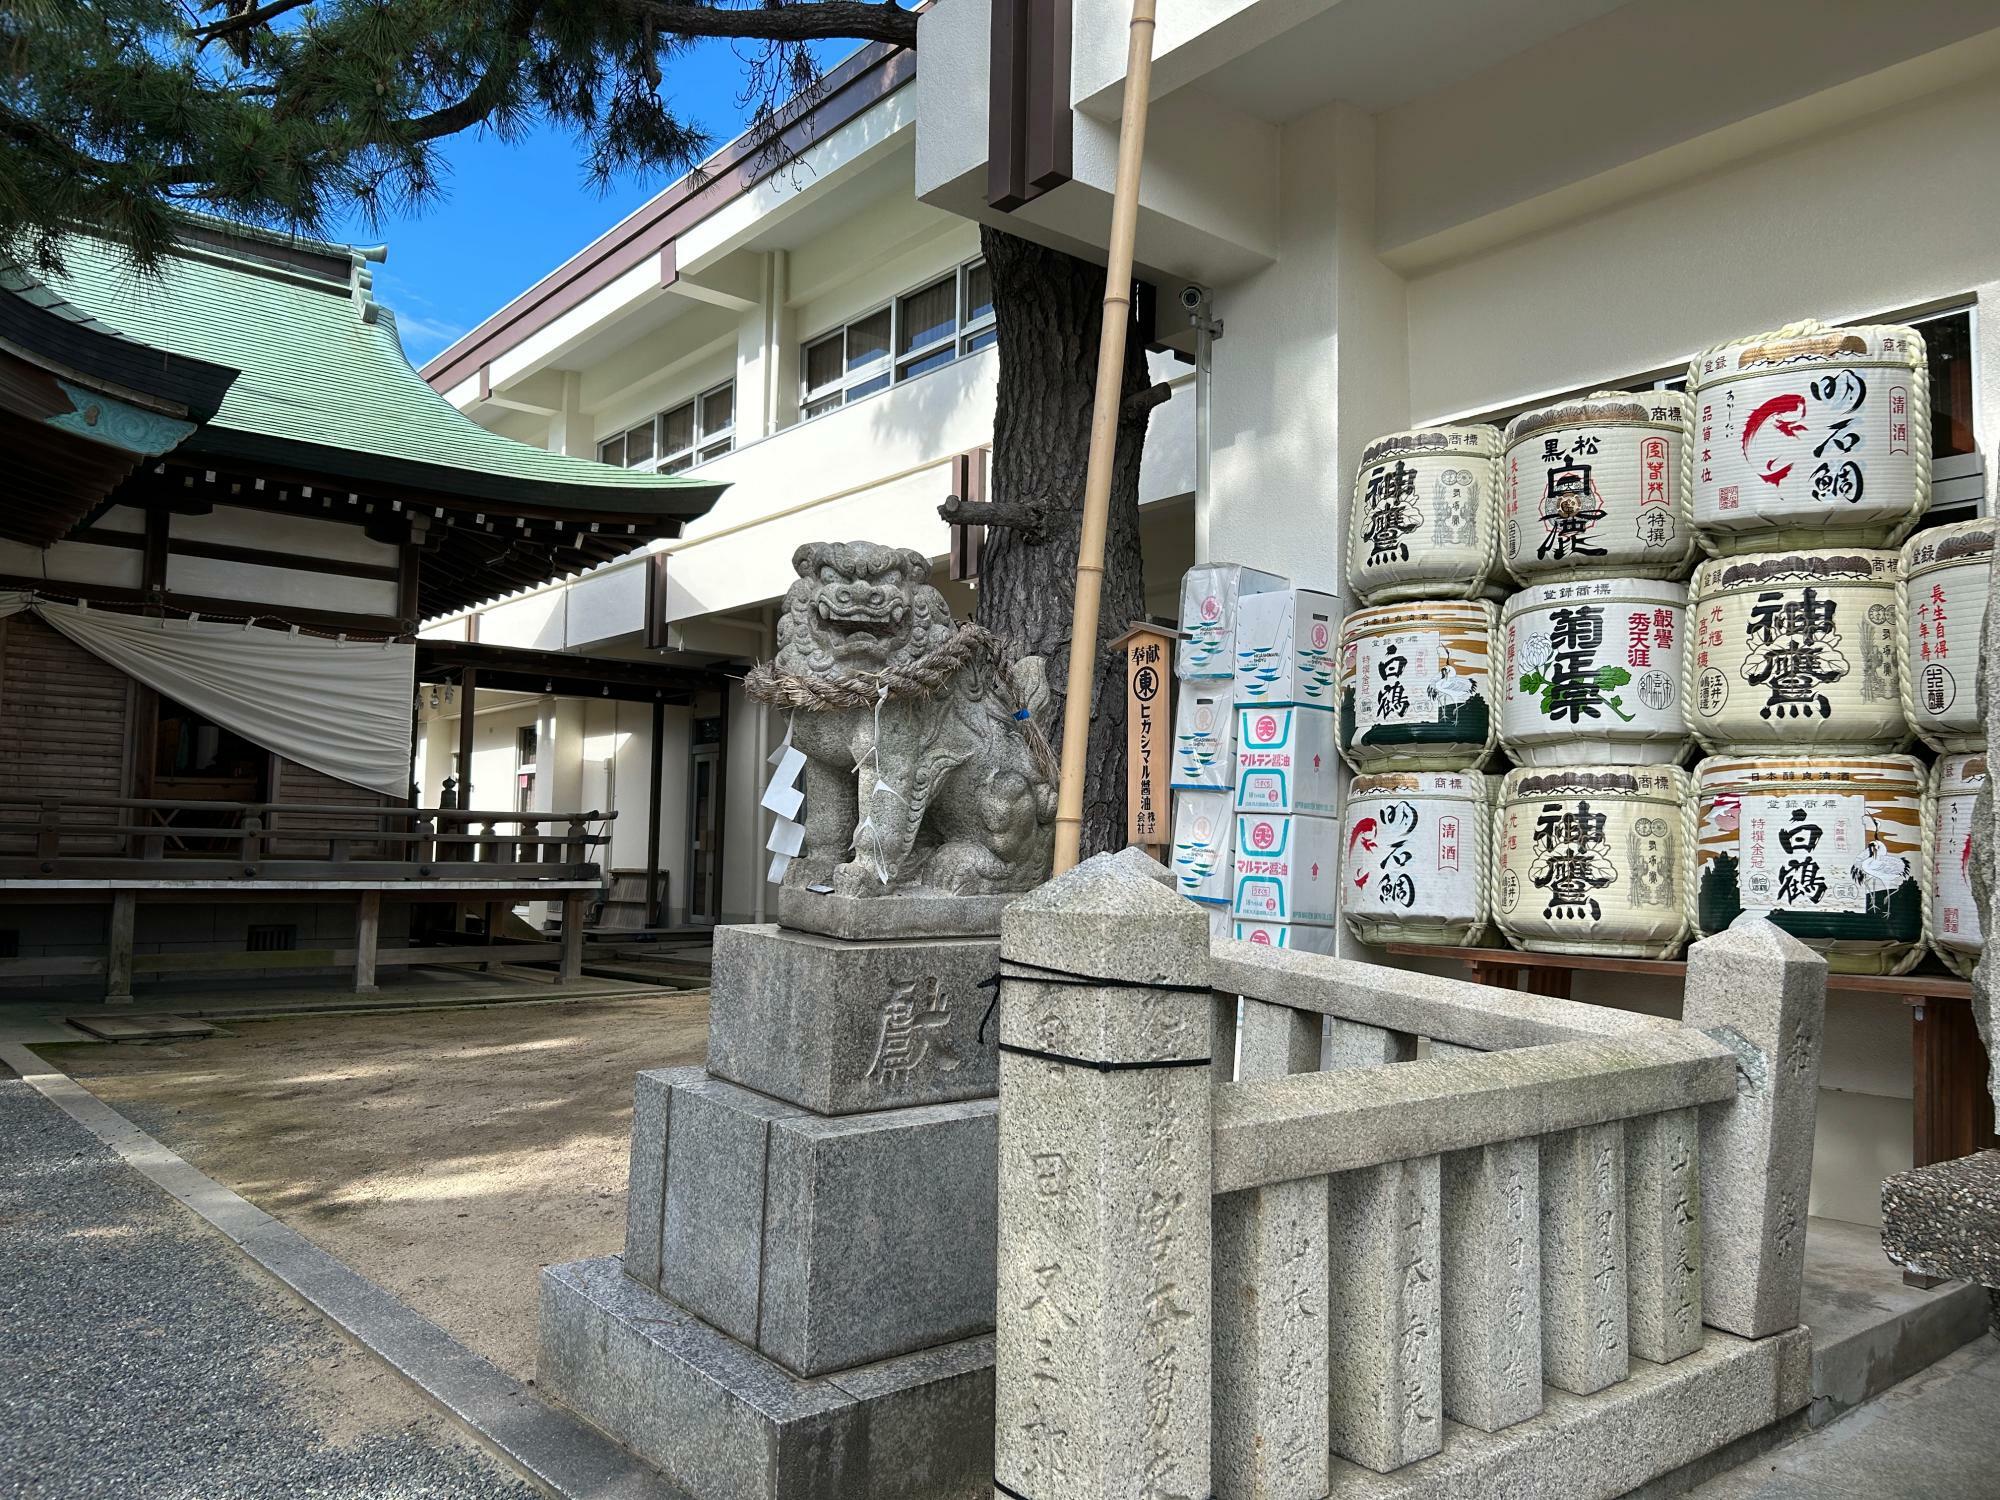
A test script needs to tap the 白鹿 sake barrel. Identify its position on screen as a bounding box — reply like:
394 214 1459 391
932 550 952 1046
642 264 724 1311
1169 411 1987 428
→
1339 599 1498 770
1502 391 1694 582
1346 426 1505 604
1500 579 1688 765
1926 753 1986 979
1899 518 1992 751
1688 320 1929 553
1493 764 1691 958
1342 771 1492 947
1695 754 1924 975
1686 549 1904 754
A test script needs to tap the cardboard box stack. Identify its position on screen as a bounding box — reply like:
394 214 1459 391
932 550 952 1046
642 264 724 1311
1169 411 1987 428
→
1171 565 1286 930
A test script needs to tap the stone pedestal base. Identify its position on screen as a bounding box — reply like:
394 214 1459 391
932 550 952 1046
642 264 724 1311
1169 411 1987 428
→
540 1257 992 1500
1882 1150 2000 1288
778 884 1016 941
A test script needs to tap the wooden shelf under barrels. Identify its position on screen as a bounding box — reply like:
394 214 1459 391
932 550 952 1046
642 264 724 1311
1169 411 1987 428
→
1385 944 1997 1173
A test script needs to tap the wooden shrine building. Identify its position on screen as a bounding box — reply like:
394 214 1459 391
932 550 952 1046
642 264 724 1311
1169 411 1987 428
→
0 218 728 999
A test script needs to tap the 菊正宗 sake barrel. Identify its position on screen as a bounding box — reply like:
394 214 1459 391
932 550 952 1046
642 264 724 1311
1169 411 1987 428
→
1688 319 1930 554
1500 578 1689 766
1926 753 1986 979
1694 754 1924 975
1685 549 1904 754
1346 426 1505 604
1899 518 1993 751
1342 771 1493 948
1502 390 1695 582
1493 764 1691 958
1338 599 1497 771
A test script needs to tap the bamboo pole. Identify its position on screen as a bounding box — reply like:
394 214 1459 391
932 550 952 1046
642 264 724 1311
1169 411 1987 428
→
1051 0 1160 875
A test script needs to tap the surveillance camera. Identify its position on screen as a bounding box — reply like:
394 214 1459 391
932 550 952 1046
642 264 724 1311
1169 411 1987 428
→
1178 284 1209 312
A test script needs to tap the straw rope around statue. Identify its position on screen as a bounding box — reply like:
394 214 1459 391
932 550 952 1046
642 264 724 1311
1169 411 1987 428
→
744 620 1061 789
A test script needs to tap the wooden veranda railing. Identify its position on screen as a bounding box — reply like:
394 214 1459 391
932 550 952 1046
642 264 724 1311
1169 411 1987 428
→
0 795 613 882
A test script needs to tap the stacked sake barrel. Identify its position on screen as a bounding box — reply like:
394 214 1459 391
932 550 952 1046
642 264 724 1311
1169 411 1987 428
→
1482 393 1698 958
1683 320 1939 974
1339 427 1504 949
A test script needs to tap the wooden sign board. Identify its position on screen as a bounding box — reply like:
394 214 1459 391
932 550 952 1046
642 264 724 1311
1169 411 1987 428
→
1112 622 1178 850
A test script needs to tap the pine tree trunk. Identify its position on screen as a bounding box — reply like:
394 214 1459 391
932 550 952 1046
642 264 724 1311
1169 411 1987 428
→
972 225 1157 860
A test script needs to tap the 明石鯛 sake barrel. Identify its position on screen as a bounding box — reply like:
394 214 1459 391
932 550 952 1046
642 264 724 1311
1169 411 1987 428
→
1502 390 1694 582
1339 599 1497 771
1899 518 1993 751
1342 771 1493 948
1346 426 1506 604
1694 754 1924 975
1926 753 1986 979
1685 549 1905 754
1493 764 1691 958
1500 578 1689 766
1688 319 1929 554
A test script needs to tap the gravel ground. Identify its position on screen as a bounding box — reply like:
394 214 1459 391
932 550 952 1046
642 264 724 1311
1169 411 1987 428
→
0 1074 539 1500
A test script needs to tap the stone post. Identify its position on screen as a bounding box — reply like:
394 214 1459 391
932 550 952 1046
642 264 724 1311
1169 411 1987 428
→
1539 1122 1627 1396
995 850 1212 1500
1213 998 1328 1500
1681 915 1827 1339
1328 1155 1443 1471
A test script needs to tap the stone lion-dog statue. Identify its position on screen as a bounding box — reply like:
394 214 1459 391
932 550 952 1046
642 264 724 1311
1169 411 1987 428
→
745 540 1057 898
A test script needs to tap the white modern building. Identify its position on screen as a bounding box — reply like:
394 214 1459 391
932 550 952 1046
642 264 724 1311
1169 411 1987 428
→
913 0 2000 1225
419 41 1196 931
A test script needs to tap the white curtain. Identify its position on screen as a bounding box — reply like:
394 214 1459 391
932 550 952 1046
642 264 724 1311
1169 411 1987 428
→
0 592 414 797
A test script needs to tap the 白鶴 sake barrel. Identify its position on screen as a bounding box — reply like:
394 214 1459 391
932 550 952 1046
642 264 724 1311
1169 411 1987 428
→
1899 518 1992 751
1500 579 1688 766
1502 390 1694 582
1342 771 1492 948
1926 753 1986 979
1686 549 1904 754
1346 426 1505 604
1493 764 1691 959
1339 599 1497 771
1695 754 1924 975
1688 319 1929 554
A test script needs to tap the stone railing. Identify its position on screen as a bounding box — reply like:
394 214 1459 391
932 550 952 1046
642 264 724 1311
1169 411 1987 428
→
992 851 1827 1500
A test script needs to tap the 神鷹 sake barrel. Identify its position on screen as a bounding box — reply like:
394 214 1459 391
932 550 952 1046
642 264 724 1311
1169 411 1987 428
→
1926 753 1986 979
1500 579 1689 766
1493 764 1691 959
1502 390 1695 582
1899 518 1993 751
1688 319 1930 554
1342 771 1492 948
1338 599 1497 771
1346 426 1506 604
1694 754 1924 975
1685 549 1904 754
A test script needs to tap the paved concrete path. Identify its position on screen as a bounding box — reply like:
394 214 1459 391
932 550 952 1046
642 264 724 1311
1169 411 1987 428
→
1692 1331 2000 1499
0 1068 541 1500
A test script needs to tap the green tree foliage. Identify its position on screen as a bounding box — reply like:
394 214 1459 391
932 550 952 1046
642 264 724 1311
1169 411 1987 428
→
0 0 916 273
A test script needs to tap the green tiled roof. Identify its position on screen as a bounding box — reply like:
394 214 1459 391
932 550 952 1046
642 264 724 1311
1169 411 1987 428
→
40 224 723 521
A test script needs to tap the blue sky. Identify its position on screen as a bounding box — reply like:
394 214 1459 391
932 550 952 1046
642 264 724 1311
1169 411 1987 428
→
329 40 852 367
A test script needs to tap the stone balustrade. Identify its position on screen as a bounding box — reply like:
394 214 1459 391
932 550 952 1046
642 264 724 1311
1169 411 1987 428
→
993 853 1828 1500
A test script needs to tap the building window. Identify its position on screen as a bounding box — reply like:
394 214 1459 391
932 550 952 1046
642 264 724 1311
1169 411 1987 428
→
516 724 538 813
801 257 995 419
598 380 735 472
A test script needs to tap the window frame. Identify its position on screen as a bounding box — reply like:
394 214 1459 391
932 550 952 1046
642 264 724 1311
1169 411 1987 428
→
799 255 997 421
597 377 736 473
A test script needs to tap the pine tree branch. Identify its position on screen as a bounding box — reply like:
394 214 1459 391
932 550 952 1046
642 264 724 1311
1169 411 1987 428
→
623 0 919 48
1121 381 1171 420
938 491 1050 540
192 0 312 51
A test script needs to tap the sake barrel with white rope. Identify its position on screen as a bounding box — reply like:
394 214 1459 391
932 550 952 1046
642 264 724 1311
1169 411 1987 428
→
1687 319 1929 553
1502 390 1695 582
1493 764 1691 959
1500 578 1689 766
1342 770 1493 948
1346 426 1506 604
1926 752 1986 979
1685 549 1905 754
1899 518 1993 752
1694 754 1924 975
1338 599 1498 771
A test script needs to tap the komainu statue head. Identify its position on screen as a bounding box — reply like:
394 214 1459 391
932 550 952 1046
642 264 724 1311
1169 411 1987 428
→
774 540 955 678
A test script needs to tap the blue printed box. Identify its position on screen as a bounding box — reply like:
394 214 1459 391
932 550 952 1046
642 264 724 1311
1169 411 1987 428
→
1233 705 1338 816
